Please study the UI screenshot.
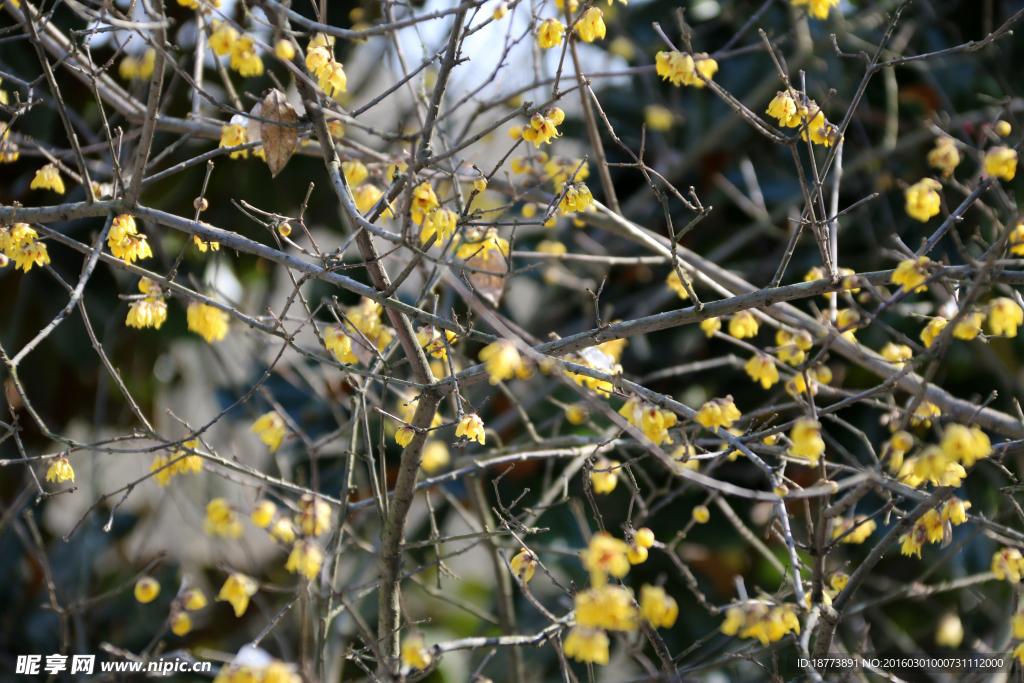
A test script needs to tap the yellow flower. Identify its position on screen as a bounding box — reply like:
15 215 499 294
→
479 340 523 384
835 308 860 341
921 508 945 544
134 577 160 603
536 18 565 49
1012 225 1024 257
692 505 710 523
420 207 458 245
456 413 486 445
913 445 955 486
618 396 677 445
170 611 192 636
45 456 74 483
493 1 508 19
634 528 655 548
941 423 991 467
563 627 609 664
219 123 248 159
544 157 589 185
995 120 1012 137
985 145 1017 180
150 454 173 487
126 278 167 330
410 181 440 224
559 182 593 214
251 501 277 528
881 342 912 368
831 515 876 543
316 61 346 98
591 457 619 494
745 354 779 389
920 317 948 348
767 91 798 125
565 402 589 425
351 184 386 215
775 329 813 365
217 573 258 617
182 589 207 611
905 178 942 222
656 51 717 87
942 497 971 525
205 498 243 538
700 317 721 337
209 21 239 56
31 163 65 194
1 224 50 272
789 418 825 466
342 160 368 186
577 7 606 42
193 235 220 252
928 137 960 178
395 425 415 447
666 269 692 299
575 584 638 631
275 39 295 61
324 326 359 364
989 297 1024 337
400 633 432 670
910 401 942 428
270 518 297 543
187 302 229 343
297 494 331 536
953 311 985 340
285 541 324 580
230 35 264 78
791 0 839 19
830 572 849 592
644 104 674 131
580 532 631 584
994 548 1024 583
728 310 759 339
934 613 963 648
251 411 287 452
510 548 537 582
893 256 932 293
695 396 742 431
171 440 203 476
522 110 562 147
640 585 678 628
900 522 928 558
420 440 449 473
327 120 346 140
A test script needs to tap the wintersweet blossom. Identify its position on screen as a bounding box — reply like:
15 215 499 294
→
217 573 258 617
479 340 523 384
721 602 801 645
324 326 359 363
420 207 457 245
989 298 1024 336
126 278 167 330
729 310 759 339
575 584 638 631
410 181 440 224
135 577 160 603
251 501 277 528
892 256 932 293
456 413 486 444
580 532 631 584
219 122 248 158
1 223 50 272
831 516 876 544
577 8 606 42
209 21 239 56
536 19 565 49
789 419 825 466
666 269 692 299
229 35 264 77
695 396 742 430
928 137 961 177
285 541 323 580
251 411 287 452
421 440 450 473
904 179 942 222
920 317 948 348
692 505 710 523
591 457 619 494
701 317 721 337
619 395 677 445
205 498 243 538
656 51 718 87
953 311 986 340
563 627 609 664
640 585 678 628
558 182 593 214
108 214 152 264
941 423 991 467
298 494 331 536
522 109 563 147
400 634 432 670
510 548 537 582
46 456 74 483
30 163 65 194
745 354 779 389
880 342 912 368
985 145 1017 180
993 548 1024 583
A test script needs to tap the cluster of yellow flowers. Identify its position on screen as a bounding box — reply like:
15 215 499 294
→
187 301 230 343
118 49 156 81
30 163 65 194
219 121 250 159
150 439 202 487
209 21 264 77
126 277 168 330
108 214 152 264
900 498 971 558
514 108 565 147
420 206 458 245
721 600 801 646
889 423 990 493
455 226 510 262
619 395 678 445
0 223 50 272
789 418 826 466
167 587 208 636
831 515 877 544
656 50 718 88
562 533 678 664
305 39 347 97
416 325 457 361
776 328 814 365
765 91 837 146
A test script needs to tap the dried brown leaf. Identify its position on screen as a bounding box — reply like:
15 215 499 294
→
259 89 298 178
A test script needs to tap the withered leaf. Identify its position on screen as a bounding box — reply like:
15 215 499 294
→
259 89 298 178
465 247 507 307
